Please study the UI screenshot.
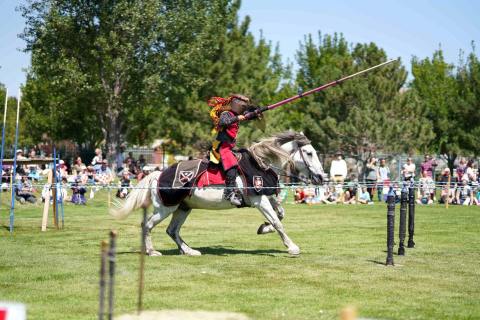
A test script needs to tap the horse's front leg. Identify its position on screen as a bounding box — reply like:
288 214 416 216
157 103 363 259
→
257 196 284 235
253 195 300 255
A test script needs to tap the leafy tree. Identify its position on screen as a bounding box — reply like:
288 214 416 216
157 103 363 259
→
150 6 290 154
410 48 478 168
456 45 480 156
292 33 434 177
20 0 240 160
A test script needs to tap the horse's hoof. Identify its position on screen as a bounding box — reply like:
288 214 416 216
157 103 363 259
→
288 247 301 256
181 248 202 256
148 250 162 256
257 223 275 235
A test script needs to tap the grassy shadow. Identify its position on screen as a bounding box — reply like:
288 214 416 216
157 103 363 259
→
160 246 284 256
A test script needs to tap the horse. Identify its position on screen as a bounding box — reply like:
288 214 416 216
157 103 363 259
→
110 131 324 256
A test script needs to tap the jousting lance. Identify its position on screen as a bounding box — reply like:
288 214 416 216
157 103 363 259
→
245 59 398 118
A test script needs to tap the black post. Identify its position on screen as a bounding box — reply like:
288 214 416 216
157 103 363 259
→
386 186 395 266
108 230 117 320
137 208 147 314
398 182 407 256
408 179 416 248
98 240 108 320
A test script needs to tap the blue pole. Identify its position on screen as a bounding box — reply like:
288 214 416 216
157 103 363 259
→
57 150 64 229
53 147 59 227
0 89 8 207
9 90 21 233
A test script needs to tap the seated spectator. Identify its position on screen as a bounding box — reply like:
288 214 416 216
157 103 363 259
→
358 187 373 204
294 188 305 204
417 170 434 204
85 166 96 184
15 175 37 204
456 179 472 205
73 156 86 175
343 183 357 204
137 154 147 170
439 168 456 204
95 160 113 185
304 186 316 204
91 148 103 171
323 186 340 204
71 169 88 205
116 170 131 199
57 160 68 178
125 158 138 177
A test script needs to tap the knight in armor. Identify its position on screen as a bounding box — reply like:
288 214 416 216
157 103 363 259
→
208 94 260 205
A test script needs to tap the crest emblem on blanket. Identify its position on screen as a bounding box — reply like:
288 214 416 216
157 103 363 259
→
253 176 263 192
179 171 194 185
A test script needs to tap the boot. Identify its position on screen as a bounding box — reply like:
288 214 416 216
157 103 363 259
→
224 167 242 206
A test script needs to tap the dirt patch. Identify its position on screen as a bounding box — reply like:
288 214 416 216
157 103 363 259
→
116 310 250 320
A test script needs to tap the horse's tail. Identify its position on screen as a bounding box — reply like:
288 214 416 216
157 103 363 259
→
109 171 161 219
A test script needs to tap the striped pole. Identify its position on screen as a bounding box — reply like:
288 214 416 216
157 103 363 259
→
398 182 408 256
9 90 21 233
386 186 395 266
53 147 59 228
0 88 9 206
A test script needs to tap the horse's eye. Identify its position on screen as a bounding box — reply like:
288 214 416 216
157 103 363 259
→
306 151 313 156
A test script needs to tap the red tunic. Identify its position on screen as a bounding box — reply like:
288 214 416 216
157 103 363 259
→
216 111 240 171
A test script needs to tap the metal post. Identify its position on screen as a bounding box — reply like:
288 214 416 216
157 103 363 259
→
108 230 117 320
98 240 108 320
9 90 21 233
408 178 416 248
137 208 147 314
398 182 407 255
0 88 8 207
53 147 59 228
386 186 395 266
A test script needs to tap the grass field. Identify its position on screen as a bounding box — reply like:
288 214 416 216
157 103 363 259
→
1 191 479 320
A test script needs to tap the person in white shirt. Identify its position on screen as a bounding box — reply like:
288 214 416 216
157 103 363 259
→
330 152 347 184
402 157 416 181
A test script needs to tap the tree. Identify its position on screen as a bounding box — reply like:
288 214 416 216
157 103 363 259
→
150 7 290 154
410 48 477 169
20 0 239 160
292 33 433 177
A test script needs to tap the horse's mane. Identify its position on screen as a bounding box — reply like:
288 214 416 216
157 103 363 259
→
248 131 310 169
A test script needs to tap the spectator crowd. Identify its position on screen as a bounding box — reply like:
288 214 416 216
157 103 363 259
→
1 147 157 206
292 153 480 206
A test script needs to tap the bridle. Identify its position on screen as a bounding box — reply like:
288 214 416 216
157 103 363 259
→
270 146 320 185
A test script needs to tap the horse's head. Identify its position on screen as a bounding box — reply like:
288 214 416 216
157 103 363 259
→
277 132 325 185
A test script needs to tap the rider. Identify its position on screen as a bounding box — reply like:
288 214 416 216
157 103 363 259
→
208 94 260 205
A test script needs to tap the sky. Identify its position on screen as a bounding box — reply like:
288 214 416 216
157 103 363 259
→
0 0 479 96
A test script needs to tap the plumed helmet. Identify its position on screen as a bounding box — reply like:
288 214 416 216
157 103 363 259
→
230 94 250 115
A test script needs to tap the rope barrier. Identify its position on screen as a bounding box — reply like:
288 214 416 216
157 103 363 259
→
3 180 478 191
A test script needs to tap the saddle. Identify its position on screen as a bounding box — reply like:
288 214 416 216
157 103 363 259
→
157 151 279 207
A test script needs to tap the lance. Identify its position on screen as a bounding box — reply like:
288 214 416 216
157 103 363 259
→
245 59 398 118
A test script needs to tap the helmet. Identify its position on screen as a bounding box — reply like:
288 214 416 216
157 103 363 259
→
230 94 250 115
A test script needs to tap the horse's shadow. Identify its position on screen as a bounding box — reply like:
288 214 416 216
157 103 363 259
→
118 246 284 257
163 246 284 257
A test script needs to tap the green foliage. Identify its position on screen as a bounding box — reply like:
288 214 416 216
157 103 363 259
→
291 33 434 163
411 46 480 163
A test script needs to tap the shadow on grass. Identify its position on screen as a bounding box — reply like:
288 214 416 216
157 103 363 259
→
161 246 285 257
367 259 387 266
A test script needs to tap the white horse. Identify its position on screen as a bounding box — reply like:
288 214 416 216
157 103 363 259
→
110 131 324 256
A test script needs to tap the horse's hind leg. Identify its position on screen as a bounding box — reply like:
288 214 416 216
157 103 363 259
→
253 195 300 255
145 204 178 256
166 207 201 256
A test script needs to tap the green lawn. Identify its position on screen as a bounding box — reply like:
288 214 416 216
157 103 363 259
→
1 191 479 320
